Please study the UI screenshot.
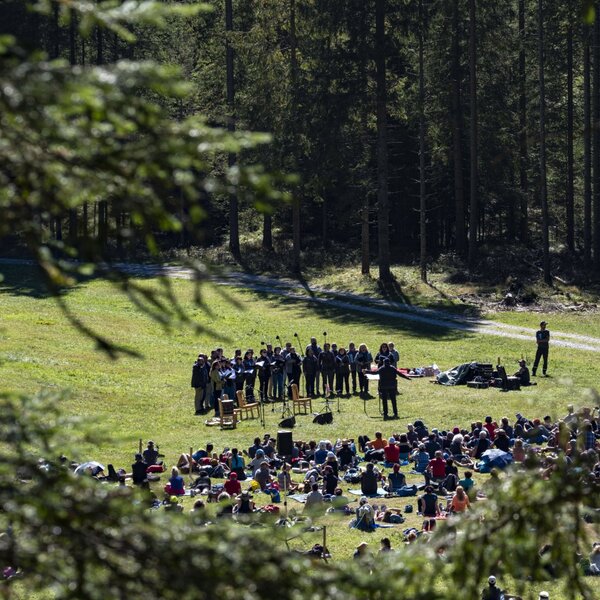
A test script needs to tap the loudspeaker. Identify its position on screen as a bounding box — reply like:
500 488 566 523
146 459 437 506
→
277 430 294 456
279 416 296 429
313 411 333 425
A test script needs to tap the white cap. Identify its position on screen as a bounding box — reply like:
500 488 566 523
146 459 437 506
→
539 593 549 599
488 576 496 585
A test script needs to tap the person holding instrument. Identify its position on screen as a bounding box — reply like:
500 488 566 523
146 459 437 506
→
376 358 411 420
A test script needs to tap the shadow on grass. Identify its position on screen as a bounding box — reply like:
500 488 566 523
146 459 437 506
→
245 288 477 342
0 264 69 299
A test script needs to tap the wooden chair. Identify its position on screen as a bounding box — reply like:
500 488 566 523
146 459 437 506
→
291 384 312 415
219 395 237 429
235 390 260 420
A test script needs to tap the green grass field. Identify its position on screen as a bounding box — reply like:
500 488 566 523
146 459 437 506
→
1 263 599 599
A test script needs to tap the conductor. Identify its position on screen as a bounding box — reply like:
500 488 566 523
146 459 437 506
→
376 358 411 420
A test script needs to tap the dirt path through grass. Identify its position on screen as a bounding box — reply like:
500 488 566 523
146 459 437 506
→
4 258 600 352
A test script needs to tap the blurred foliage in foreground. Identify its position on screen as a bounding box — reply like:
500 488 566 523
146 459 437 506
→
0 391 597 599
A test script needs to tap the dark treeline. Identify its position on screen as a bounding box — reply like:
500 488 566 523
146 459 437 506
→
3 0 600 281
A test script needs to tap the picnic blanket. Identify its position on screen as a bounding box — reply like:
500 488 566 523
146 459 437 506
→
289 493 309 503
348 488 387 497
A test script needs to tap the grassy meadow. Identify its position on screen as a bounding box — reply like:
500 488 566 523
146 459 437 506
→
1 263 599 598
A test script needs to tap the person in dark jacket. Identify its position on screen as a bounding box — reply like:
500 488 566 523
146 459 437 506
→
285 347 302 396
335 347 351 395
191 355 209 414
532 321 550 376
306 337 323 395
376 358 411 420
131 453 148 485
256 348 271 402
514 359 531 386
375 342 395 367
355 344 373 396
347 342 359 394
318 343 336 395
360 462 379 496
242 350 257 391
302 348 319 396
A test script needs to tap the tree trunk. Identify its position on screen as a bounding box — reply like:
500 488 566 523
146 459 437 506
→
419 0 427 283
584 23 592 266
594 3 600 267
538 0 551 285
68 9 78 247
376 0 391 282
96 25 108 249
451 0 466 256
467 0 478 271
566 2 575 252
360 8 370 275
290 0 301 271
518 0 528 243
262 214 273 251
225 0 240 259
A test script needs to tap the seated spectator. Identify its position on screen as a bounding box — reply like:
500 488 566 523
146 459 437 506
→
512 439 526 462
304 483 324 513
322 465 339 496
248 449 267 473
325 452 339 476
131 453 148 485
164 495 184 513
385 464 406 492
424 433 441 459
216 492 234 518
484 416 498 440
192 470 211 492
253 461 272 491
314 441 328 465
248 437 262 459
233 491 256 516
396 434 412 461
417 485 440 518
379 537 393 552
492 429 511 452
360 463 379 496
278 463 299 492
164 467 185 496
412 444 431 474
224 472 242 496
228 448 246 480
471 431 490 459
448 486 470 513
354 497 375 531
336 439 355 469
365 432 387 461
143 440 163 466
459 471 475 497
192 443 214 462
384 438 400 465
586 542 600 575
426 450 447 485
376 507 404 524
328 487 350 512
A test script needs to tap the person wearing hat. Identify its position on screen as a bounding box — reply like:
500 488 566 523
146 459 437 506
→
142 440 162 466
514 358 531 386
336 439 355 469
131 453 148 485
532 321 550 376
481 575 502 600
353 541 370 560
234 490 255 515
375 358 411 421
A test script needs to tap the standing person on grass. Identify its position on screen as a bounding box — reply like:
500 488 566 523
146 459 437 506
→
191 354 209 415
376 358 411 421
532 320 550 376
